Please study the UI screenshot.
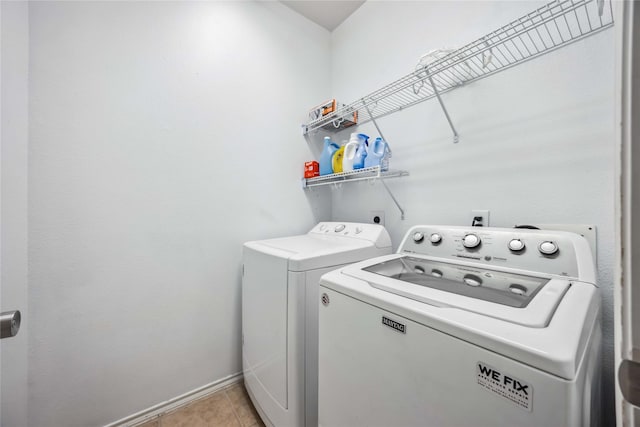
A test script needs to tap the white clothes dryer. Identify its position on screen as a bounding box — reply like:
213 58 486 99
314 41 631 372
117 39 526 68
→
318 225 601 427
242 222 392 427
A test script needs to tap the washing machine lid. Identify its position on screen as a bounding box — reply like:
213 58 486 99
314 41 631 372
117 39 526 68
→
343 254 571 328
244 223 391 272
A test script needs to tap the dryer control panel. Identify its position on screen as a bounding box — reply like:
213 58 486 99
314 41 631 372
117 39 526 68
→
398 225 595 282
310 222 392 247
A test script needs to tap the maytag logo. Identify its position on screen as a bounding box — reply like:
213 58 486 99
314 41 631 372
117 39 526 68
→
382 316 406 333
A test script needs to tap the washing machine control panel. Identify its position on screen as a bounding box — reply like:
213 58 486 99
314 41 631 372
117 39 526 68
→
399 225 591 278
311 222 392 246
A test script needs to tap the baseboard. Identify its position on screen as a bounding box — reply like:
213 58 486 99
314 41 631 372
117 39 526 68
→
104 372 243 427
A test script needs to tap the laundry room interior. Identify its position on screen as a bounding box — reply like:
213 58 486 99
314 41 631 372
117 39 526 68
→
0 0 635 426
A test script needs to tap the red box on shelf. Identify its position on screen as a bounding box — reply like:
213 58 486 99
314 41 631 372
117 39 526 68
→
304 161 319 178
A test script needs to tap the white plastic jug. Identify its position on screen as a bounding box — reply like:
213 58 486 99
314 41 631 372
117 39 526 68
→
342 133 362 172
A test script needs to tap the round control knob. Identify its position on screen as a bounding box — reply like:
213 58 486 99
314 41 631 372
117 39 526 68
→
462 233 481 249
412 232 424 243
429 233 442 244
538 241 559 256
463 274 482 287
509 284 528 295
508 239 525 252
334 224 345 232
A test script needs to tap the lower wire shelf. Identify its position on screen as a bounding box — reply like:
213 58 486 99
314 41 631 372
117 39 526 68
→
301 166 410 220
301 166 409 188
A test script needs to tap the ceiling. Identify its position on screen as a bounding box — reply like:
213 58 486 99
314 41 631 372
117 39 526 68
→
280 1 365 31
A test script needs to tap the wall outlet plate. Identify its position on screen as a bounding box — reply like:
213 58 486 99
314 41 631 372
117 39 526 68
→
371 210 385 226
470 209 490 227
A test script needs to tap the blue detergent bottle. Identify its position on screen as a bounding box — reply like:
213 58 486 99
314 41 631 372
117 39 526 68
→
320 136 340 175
364 137 391 171
353 133 369 169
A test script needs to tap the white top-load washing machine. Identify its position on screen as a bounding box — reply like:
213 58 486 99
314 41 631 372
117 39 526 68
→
242 222 392 427
318 225 601 427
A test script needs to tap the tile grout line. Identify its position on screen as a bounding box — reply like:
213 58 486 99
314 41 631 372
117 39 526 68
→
224 389 245 427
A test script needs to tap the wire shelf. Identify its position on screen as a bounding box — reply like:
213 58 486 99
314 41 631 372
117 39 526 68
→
302 166 409 188
303 0 614 135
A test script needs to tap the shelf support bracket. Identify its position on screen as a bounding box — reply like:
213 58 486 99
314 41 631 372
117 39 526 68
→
363 101 387 142
379 177 406 220
426 67 459 143
359 102 405 219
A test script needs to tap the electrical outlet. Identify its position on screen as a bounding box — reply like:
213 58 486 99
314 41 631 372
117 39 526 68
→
470 210 490 227
371 210 385 226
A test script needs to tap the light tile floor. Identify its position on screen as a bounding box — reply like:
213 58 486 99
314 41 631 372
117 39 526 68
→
139 382 265 427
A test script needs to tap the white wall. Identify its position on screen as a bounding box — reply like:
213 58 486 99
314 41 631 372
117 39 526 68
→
0 2 29 426
329 1 616 424
28 2 330 426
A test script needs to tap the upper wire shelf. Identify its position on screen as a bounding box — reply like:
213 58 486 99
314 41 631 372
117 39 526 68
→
302 0 614 136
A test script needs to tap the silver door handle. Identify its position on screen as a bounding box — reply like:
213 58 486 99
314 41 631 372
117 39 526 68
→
0 311 21 339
